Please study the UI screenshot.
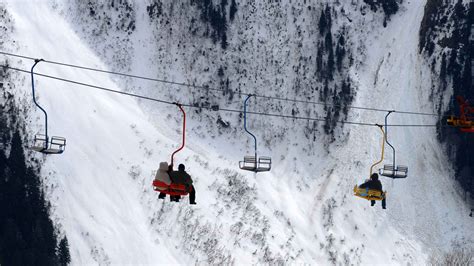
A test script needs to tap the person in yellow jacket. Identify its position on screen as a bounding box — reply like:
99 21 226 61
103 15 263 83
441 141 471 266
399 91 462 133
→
359 173 386 209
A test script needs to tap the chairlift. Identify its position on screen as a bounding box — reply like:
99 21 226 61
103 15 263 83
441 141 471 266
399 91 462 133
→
30 59 66 154
378 111 408 179
152 103 190 196
446 96 474 132
353 125 387 201
238 94 271 172
353 186 386 201
31 134 66 154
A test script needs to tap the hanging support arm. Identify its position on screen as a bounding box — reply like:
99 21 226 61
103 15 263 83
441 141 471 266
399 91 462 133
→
384 111 396 169
170 103 185 167
31 59 49 146
370 125 385 176
244 94 258 159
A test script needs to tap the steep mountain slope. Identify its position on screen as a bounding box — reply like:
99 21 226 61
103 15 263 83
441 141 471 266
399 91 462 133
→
3 2 180 264
1 0 473 264
420 0 474 207
344 0 474 251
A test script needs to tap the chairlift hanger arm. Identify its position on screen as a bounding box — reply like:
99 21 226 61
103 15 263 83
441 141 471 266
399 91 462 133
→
370 125 385 176
384 111 397 169
244 94 258 158
170 103 185 167
31 59 49 141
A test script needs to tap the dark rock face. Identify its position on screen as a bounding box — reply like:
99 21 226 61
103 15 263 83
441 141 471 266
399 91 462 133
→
419 0 474 202
363 0 401 27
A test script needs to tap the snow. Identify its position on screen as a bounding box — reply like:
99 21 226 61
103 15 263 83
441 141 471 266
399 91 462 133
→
5 1 181 264
2 0 473 264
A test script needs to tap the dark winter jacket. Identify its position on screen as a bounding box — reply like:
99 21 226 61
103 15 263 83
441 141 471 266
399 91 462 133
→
359 179 383 191
169 170 193 186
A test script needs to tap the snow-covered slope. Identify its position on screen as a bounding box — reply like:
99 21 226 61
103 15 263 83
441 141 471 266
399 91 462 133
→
2 0 473 264
4 2 181 264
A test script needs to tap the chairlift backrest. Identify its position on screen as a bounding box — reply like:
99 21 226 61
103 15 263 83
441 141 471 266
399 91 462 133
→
31 134 66 154
239 155 271 172
379 164 408 179
258 156 271 171
244 156 256 163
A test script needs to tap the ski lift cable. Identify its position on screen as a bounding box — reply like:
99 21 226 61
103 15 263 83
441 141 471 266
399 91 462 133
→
0 51 443 117
3 65 439 128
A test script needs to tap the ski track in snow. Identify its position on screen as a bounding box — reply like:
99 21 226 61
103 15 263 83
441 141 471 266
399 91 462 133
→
2 0 473 264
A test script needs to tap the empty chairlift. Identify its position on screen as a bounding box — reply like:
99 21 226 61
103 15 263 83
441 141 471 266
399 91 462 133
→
239 95 271 172
378 111 408 179
30 59 66 154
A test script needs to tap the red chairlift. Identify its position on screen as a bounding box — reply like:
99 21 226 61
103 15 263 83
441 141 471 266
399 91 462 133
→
446 96 474 133
152 103 191 196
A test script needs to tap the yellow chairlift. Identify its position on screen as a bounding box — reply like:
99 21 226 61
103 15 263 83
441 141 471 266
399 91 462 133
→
354 125 387 201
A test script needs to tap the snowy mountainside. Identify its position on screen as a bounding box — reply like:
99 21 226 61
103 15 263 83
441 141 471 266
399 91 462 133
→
59 0 362 148
1 0 473 264
419 0 474 206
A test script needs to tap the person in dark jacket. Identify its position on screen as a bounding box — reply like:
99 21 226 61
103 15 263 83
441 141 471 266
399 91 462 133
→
169 164 196 205
359 173 386 209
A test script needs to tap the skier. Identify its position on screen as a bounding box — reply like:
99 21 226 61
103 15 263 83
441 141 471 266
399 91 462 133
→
359 173 386 209
169 164 196 205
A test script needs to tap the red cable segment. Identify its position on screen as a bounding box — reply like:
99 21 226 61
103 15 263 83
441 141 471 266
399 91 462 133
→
170 103 185 167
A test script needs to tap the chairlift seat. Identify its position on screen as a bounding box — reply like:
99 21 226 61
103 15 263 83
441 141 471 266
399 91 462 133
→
31 134 66 154
460 127 474 133
379 164 408 178
447 116 474 132
446 115 457 126
447 116 474 128
239 156 271 172
152 180 190 196
353 186 386 201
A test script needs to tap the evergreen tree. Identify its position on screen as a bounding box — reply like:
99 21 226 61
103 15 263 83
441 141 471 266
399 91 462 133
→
58 237 71 266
